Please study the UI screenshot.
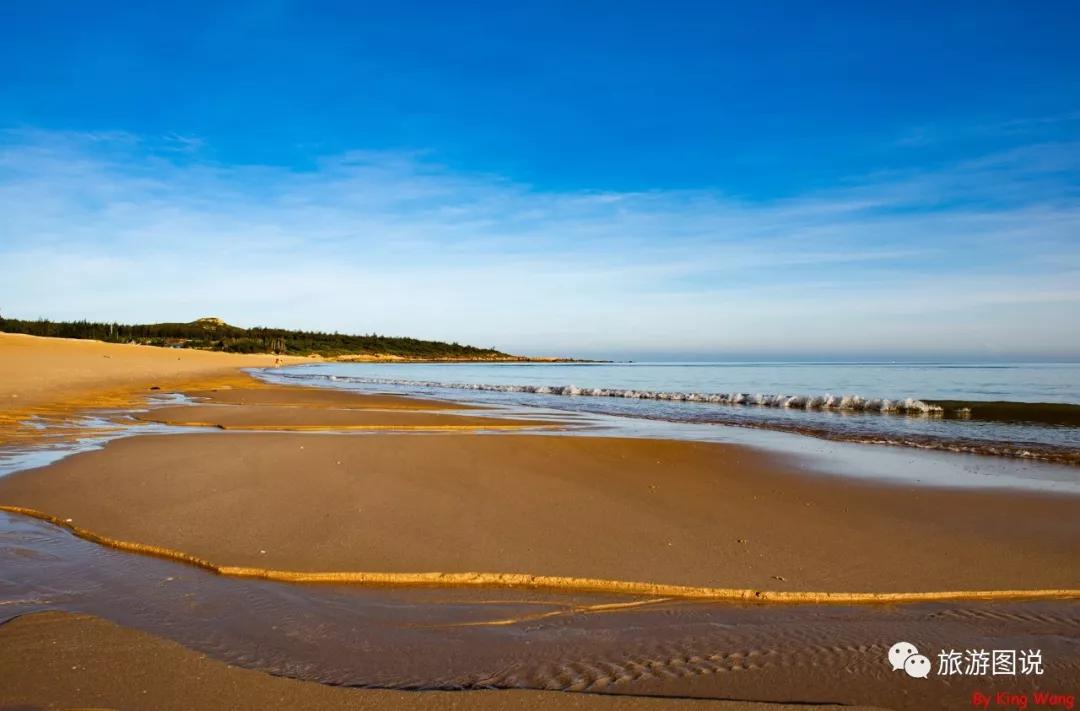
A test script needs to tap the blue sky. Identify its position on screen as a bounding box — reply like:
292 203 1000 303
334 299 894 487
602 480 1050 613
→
1 1 1078 358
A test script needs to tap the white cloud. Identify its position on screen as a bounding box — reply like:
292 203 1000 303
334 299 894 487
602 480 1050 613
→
1 129 1078 358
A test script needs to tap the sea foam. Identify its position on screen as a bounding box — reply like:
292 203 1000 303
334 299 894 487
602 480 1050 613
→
284 373 945 415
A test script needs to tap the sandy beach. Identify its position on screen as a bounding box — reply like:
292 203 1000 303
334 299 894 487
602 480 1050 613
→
2 334 1079 709
0 332 307 446
133 402 553 430
3 428 1079 594
1 612 891 711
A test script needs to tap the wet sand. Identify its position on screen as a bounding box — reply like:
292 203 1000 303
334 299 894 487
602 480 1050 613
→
1 612 884 711
2 510 1074 711
187 383 482 409
134 403 555 430
2 429 1077 593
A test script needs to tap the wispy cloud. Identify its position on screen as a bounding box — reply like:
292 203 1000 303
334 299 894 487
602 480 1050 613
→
1 129 1078 358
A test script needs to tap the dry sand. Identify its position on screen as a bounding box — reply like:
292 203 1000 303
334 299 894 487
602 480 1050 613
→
0 611 884 711
2 430 1077 593
0 333 304 445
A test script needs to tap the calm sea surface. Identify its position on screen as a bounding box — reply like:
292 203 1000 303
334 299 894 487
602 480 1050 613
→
264 361 1080 464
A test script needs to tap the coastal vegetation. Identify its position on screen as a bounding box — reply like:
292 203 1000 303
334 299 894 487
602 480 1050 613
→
0 315 513 360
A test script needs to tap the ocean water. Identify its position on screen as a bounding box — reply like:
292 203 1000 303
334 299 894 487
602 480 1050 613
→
263 361 1080 464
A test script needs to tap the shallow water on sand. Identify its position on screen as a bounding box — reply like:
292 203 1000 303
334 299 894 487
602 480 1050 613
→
261 362 1080 465
2 511 1078 710
4 390 1078 495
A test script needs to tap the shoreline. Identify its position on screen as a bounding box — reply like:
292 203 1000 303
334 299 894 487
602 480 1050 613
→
332 354 605 363
260 367 1080 466
1 333 1079 710
1 333 1078 596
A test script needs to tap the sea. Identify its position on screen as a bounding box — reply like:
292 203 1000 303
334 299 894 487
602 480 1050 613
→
260 361 1080 466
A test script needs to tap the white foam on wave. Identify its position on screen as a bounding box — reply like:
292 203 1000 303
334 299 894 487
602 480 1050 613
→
287 373 945 415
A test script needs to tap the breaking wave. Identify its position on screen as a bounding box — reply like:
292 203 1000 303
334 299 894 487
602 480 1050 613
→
285 373 945 415
262 369 1080 465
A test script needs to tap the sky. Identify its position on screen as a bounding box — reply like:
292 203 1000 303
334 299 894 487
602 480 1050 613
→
1 1 1078 359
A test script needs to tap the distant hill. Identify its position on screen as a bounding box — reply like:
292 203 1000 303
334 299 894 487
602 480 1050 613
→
0 315 519 360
